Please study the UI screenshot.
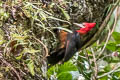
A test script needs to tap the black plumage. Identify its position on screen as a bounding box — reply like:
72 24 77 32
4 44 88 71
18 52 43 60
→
47 30 81 65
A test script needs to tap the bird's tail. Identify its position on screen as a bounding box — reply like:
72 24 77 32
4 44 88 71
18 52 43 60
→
47 48 65 65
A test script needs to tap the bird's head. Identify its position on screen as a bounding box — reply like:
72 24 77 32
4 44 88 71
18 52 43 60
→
76 22 96 34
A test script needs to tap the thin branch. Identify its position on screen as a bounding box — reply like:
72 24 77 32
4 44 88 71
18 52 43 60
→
79 55 87 59
97 29 111 59
97 63 120 79
97 6 119 59
0 53 22 80
85 50 92 69
85 50 95 80
97 54 112 61
32 36 49 57
91 48 98 80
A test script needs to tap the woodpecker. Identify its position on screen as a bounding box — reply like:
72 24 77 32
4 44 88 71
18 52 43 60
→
47 22 96 65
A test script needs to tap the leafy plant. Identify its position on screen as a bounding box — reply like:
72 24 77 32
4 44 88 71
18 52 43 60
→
47 62 80 80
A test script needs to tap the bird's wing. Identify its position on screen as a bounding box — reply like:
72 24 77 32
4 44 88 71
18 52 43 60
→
47 48 65 65
63 33 77 62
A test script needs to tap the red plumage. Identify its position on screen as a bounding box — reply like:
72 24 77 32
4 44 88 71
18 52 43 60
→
76 23 96 34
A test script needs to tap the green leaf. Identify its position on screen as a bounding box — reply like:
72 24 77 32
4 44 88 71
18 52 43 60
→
112 72 120 79
117 47 120 52
98 76 108 80
104 64 112 72
15 53 23 60
106 42 116 51
47 65 57 77
11 33 28 41
58 72 72 80
58 6 70 21
112 32 120 44
24 48 40 54
47 62 78 79
26 60 35 76
57 62 78 75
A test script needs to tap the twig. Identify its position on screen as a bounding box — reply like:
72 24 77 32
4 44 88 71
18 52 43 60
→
97 63 120 79
97 54 112 61
91 48 98 80
35 23 56 38
3 40 11 56
85 50 92 69
97 6 119 59
97 29 111 59
85 50 95 80
79 55 87 59
0 53 22 80
32 36 49 57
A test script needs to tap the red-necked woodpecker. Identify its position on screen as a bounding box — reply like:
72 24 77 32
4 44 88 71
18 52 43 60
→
47 22 96 65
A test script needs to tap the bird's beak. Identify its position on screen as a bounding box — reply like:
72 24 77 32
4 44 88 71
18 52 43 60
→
73 23 85 28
